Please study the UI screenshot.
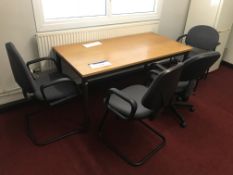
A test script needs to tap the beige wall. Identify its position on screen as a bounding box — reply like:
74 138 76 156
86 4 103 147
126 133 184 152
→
0 0 191 104
0 0 37 94
223 27 233 64
159 0 191 39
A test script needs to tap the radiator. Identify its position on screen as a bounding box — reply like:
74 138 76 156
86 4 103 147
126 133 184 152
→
36 21 159 64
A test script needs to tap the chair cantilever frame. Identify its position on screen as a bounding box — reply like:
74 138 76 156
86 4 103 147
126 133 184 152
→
98 63 184 166
98 88 165 166
5 42 86 146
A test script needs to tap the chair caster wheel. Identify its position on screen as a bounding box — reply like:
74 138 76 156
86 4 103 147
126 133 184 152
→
180 122 187 128
189 107 195 112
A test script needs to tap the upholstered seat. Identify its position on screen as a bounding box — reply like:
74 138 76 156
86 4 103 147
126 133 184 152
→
98 63 184 166
108 85 152 119
5 42 85 146
34 71 79 102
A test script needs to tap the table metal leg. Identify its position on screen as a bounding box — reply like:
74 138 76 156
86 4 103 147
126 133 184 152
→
183 52 189 61
53 51 62 73
82 80 90 127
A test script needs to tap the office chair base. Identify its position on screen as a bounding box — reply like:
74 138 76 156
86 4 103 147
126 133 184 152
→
170 105 187 128
175 102 194 112
25 110 87 146
189 106 195 112
98 109 166 167
171 102 195 128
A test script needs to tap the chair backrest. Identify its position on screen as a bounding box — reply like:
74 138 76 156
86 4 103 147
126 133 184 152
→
142 63 183 112
185 25 219 51
5 42 35 94
180 51 220 81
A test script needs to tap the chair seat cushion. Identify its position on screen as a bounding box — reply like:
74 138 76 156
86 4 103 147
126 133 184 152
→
108 85 153 119
34 71 79 103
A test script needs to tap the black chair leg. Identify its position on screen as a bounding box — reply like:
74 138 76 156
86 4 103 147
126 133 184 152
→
170 105 187 128
194 79 200 92
25 108 86 146
98 108 109 135
98 109 166 166
175 102 195 112
204 68 209 79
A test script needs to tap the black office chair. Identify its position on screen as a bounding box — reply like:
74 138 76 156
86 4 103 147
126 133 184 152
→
155 25 219 90
172 51 220 127
178 25 220 77
177 25 220 58
150 51 220 127
5 42 85 146
98 63 183 166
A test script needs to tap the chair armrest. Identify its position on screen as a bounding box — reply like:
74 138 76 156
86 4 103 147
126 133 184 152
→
149 69 161 76
40 77 77 105
176 34 187 42
148 62 167 71
26 57 58 70
105 88 137 120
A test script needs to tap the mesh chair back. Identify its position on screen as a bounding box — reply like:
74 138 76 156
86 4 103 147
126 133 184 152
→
5 42 35 93
186 25 219 51
142 63 183 112
180 51 220 81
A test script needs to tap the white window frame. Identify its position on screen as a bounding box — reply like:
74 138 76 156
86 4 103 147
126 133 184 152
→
32 0 163 32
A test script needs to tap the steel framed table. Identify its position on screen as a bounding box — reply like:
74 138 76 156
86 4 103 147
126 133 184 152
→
53 32 192 124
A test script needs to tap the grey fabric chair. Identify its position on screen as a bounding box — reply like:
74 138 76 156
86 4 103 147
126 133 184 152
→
177 25 220 60
177 25 220 79
98 63 184 166
172 51 220 127
5 42 85 146
150 51 221 127
159 25 219 76
153 26 220 91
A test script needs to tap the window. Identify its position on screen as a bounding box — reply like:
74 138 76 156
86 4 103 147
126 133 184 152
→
111 0 155 15
32 0 163 32
41 0 106 20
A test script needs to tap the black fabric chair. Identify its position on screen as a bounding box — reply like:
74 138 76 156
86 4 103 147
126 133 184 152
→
177 25 220 59
164 25 219 64
150 51 221 127
173 51 220 127
177 25 220 79
5 42 85 146
155 26 219 91
181 25 220 47
98 63 184 166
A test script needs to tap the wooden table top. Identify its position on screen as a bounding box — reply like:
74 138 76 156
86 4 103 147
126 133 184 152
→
53 32 192 78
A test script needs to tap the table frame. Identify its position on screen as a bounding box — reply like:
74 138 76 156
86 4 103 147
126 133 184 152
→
53 33 191 125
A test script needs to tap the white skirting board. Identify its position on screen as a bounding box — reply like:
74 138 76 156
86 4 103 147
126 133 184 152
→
0 88 24 106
